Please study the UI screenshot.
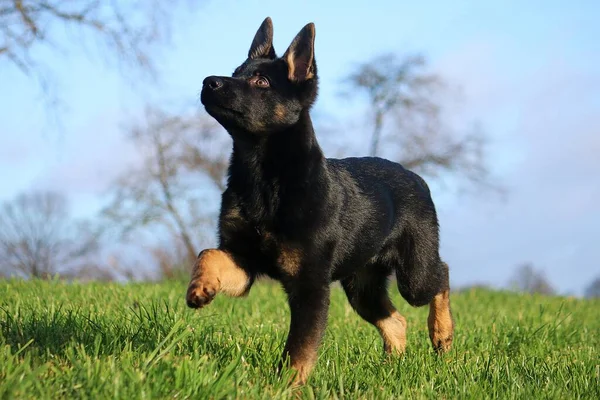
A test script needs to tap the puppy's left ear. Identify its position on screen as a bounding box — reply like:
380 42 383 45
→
248 17 276 59
283 23 316 82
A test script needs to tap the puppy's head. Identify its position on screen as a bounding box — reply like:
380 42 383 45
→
201 17 318 136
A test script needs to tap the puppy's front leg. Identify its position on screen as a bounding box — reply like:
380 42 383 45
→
186 249 252 308
282 282 331 385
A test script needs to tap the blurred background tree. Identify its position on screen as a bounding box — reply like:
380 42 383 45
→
344 53 490 190
0 191 99 279
508 263 556 295
101 107 229 272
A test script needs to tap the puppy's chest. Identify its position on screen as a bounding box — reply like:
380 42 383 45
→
269 234 305 280
221 204 304 277
253 225 304 277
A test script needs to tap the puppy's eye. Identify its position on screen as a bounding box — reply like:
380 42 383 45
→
254 76 270 88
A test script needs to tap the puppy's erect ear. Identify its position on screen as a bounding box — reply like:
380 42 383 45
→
248 17 276 60
283 23 316 82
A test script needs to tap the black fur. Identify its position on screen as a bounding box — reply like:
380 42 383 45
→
190 17 451 382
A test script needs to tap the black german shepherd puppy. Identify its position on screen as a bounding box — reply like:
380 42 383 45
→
186 17 454 384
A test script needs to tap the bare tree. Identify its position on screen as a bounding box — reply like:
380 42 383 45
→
150 240 194 280
102 106 230 265
344 53 490 188
584 277 600 299
508 263 556 295
1 0 196 100
0 191 99 279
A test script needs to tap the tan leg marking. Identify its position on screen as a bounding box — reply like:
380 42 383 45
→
186 249 250 308
375 306 407 355
286 333 320 386
289 351 317 386
277 245 302 276
427 289 454 353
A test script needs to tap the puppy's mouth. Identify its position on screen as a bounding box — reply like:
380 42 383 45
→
204 103 243 117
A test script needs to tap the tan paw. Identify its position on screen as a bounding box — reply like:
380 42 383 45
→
186 276 219 308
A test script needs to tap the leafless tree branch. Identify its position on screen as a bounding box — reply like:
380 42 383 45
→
344 53 498 192
102 106 230 264
0 191 100 278
0 0 197 105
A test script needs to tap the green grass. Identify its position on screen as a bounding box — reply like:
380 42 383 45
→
0 279 598 399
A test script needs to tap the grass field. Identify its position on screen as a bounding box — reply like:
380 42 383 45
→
1 279 598 399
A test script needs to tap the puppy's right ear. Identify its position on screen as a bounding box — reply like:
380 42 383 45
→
282 23 316 82
248 17 276 60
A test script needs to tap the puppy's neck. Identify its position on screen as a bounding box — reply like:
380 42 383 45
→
226 109 329 226
230 109 324 172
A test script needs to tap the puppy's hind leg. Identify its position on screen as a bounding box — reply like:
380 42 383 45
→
342 266 407 355
427 262 454 353
395 227 454 353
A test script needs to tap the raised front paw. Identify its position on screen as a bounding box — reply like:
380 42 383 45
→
186 250 222 309
185 249 250 308
186 277 219 308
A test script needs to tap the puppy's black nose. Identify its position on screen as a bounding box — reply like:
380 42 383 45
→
203 76 223 90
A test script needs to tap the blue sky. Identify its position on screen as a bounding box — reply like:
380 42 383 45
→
1 0 599 293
